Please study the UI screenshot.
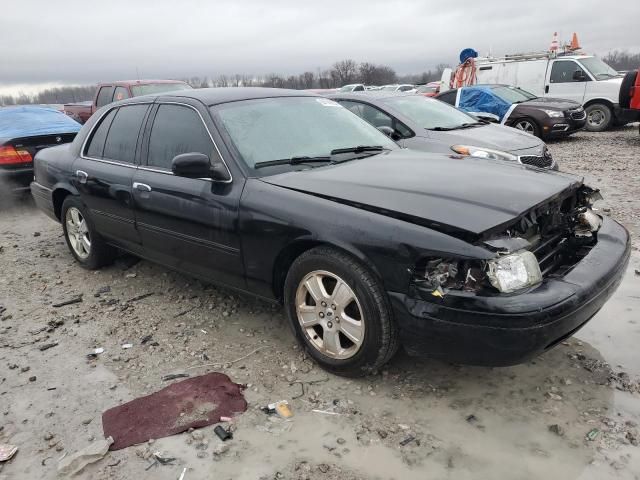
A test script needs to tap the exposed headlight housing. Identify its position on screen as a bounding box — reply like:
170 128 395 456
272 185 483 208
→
486 251 542 293
543 109 565 118
451 145 518 162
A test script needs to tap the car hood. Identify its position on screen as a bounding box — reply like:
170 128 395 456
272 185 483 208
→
521 97 582 110
426 123 543 153
260 149 582 237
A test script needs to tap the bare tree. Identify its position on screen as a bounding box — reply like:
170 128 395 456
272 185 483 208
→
331 59 358 86
301 71 315 89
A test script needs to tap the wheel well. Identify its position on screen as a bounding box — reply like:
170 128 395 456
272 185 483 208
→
583 98 614 111
272 240 324 302
52 188 72 220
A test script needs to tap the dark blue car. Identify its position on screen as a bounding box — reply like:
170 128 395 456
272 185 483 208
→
0 106 80 194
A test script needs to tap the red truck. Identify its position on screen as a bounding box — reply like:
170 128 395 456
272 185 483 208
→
63 79 192 124
620 69 640 133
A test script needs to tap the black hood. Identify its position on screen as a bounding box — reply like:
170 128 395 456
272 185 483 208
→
260 149 582 237
521 97 582 111
426 123 543 153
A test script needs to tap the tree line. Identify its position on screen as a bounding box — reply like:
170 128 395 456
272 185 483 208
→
601 50 640 72
0 59 450 106
2 51 637 106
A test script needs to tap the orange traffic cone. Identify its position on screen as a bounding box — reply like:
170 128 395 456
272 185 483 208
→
570 32 581 51
549 32 559 52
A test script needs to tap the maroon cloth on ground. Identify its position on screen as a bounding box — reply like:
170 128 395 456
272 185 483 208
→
102 372 247 450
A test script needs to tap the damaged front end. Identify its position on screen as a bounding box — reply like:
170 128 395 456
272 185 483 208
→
412 186 604 297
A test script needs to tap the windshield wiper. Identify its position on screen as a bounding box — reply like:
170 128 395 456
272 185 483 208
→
254 156 330 169
330 145 386 155
428 122 484 131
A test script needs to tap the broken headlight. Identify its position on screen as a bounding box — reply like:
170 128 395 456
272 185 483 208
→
486 251 542 293
450 145 518 162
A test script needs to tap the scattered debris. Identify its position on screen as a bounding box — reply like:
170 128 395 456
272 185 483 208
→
399 435 416 446
57 437 113 476
312 409 341 416
87 347 104 359
102 373 247 450
214 425 232 441
178 467 187 480
161 373 190 382
39 342 58 351
121 343 133 349
212 442 230 457
0 443 18 462
141 334 153 344
126 292 154 303
548 424 565 436
586 428 600 441
52 295 83 308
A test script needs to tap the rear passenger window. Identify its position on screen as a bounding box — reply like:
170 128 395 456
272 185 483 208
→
102 105 149 163
85 108 117 158
147 104 214 170
96 86 115 108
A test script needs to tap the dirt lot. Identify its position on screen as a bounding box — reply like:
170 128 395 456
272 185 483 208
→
1 126 639 480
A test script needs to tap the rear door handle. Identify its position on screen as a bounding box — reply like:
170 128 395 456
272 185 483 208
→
133 182 152 192
75 170 88 184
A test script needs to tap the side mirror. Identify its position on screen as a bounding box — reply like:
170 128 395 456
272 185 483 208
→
377 126 396 138
171 153 212 179
573 69 586 81
171 153 232 181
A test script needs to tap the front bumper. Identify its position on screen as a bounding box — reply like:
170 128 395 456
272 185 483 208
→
542 116 586 138
389 217 630 366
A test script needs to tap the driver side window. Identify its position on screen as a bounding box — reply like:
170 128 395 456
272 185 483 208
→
550 61 588 83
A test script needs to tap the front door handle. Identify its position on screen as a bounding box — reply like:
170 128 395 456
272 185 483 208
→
545 85 549 94
133 182 152 192
75 170 88 184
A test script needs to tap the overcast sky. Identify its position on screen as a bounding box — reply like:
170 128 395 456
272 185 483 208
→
1 0 639 94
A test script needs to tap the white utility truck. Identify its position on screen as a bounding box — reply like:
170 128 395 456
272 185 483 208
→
458 52 628 131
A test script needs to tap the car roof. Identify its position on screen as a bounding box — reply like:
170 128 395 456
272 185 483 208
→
107 79 188 86
327 91 417 101
131 87 318 106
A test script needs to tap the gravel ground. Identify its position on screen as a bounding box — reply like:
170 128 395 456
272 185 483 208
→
1 126 639 480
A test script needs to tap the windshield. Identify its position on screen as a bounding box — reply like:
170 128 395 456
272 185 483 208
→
491 85 537 103
383 95 477 129
416 85 437 93
579 57 619 80
339 85 356 92
213 97 397 169
382 85 398 91
130 83 192 96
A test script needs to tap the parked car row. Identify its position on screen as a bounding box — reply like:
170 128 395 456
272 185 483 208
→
30 87 630 376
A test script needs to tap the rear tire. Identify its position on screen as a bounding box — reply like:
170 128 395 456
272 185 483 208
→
585 103 612 132
284 246 398 377
61 196 116 269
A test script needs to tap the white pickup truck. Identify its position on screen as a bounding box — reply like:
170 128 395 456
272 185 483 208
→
448 53 631 132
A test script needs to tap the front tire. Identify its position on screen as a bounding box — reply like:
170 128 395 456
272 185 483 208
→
61 196 116 269
284 246 398 377
512 117 541 138
585 103 612 132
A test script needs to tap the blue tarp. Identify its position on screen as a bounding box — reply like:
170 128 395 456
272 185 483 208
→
458 86 511 121
0 106 81 139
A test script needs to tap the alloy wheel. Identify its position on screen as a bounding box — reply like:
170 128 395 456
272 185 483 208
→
65 207 91 259
515 120 535 134
295 270 365 359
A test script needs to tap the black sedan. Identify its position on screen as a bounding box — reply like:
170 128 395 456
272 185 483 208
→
31 88 629 377
0 106 80 195
328 91 555 169
436 84 587 139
